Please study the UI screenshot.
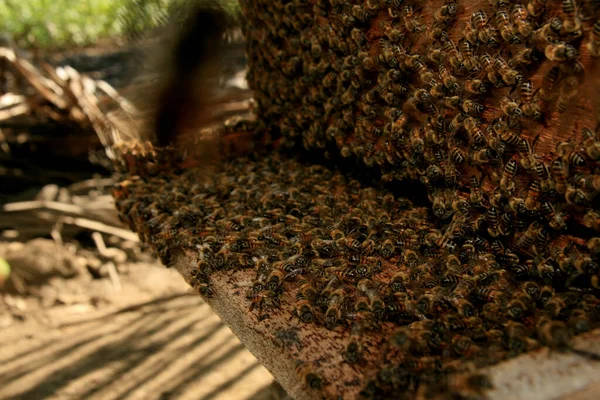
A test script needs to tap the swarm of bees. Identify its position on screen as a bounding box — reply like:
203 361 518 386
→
113 0 600 399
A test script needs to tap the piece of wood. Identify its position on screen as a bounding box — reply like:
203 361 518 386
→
168 252 600 400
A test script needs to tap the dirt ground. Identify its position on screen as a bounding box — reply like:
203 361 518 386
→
0 249 280 400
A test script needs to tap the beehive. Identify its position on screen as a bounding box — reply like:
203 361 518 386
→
113 0 600 399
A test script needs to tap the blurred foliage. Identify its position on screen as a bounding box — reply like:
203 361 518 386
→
0 0 240 49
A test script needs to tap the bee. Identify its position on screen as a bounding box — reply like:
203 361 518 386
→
344 323 365 364
531 17 563 46
508 47 539 68
293 298 315 324
425 24 444 43
556 76 580 113
380 239 396 259
462 100 484 116
434 3 458 24
266 267 284 291
581 174 600 195
469 176 484 207
407 88 436 115
569 309 591 334
248 290 281 312
518 136 539 170
536 316 572 349
505 321 536 353
449 111 467 133
441 33 464 70
539 285 555 305
588 20 600 57
512 4 533 37
545 43 578 62
496 8 519 44
495 57 520 86
582 128 600 160
523 181 541 211
464 79 487 94
471 10 488 31
520 80 541 120
403 5 423 33
446 254 463 275
540 202 567 231
439 66 459 92
380 21 403 43
506 293 532 320
405 55 435 84
561 0 582 36
446 146 465 166
325 289 345 329
459 40 479 71
500 159 518 193
501 97 523 119
527 0 548 17
426 46 444 67
464 117 487 147
448 297 476 317
472 148 494 165
451 275 476 299
295 360 323 390
583 210 600 231
451 334 481 357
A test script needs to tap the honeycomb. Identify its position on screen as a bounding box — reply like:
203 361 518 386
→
113 0 600 399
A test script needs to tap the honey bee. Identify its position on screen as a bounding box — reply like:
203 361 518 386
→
501 97 523 119
500 159 518 193
588 20 600 57
439 66 459 92
399 5 421 33
561 0 582 36
506 292 533 320
545 43 578 62
511 4 533 37
464 79 487 94
449 111 467 133
380 20 403 43
472 148 495 166
440 33 464 70
505 321 537 353
344 323 366 364
293 298 315 324
295 359 323 390
582 127 600 160
450 334 481 357
459 40 479 71
532 17 563 47
450 146 466 165
325 289 345 329
569 309 591 334
495 57 521 86
583 210 600 231
471 10 488 31
434 3 458 24
496 8 519 44
523 181 541 211
509 48 536 72
248 290 281 313
464 117 487 147
520 80 541 120
469 176 484 207
462 100 484 116
527 0 548 17
539 66 562 103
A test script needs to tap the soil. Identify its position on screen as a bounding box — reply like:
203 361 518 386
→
0 244 278 400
